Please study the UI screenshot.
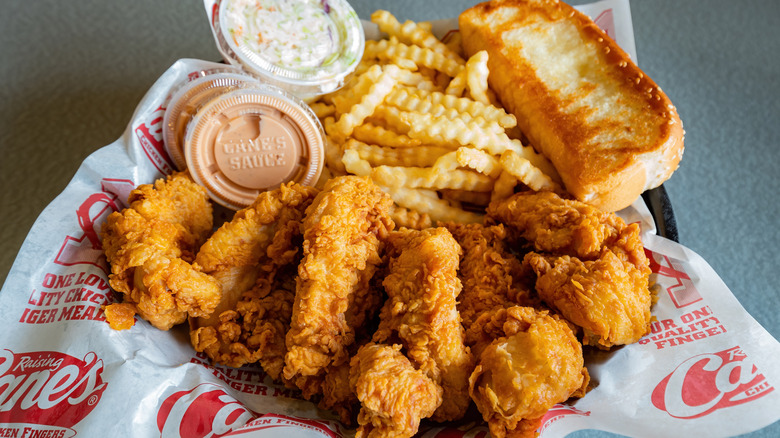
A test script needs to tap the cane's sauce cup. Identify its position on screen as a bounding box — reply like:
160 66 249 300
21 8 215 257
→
183 84 325 210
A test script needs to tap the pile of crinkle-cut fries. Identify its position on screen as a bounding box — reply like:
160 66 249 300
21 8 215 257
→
309 10 561 228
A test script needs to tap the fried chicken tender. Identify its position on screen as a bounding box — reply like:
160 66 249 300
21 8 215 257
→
444 222 540 346
189 182 319 372
488 190 653 348
469 306 589 438
374 227 474 423
101 171 219 330
486 190 628 259
525 248 652 348
349 343 442 438
284 176 394 384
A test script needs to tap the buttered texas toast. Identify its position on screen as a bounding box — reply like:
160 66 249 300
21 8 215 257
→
459 0 684 212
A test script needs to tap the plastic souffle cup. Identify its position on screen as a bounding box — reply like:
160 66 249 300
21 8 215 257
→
214 0 364 101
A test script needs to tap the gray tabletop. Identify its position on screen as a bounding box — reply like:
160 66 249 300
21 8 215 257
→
1 0 778 436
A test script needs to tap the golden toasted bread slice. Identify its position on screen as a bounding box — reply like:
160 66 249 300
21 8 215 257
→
459 0 684 211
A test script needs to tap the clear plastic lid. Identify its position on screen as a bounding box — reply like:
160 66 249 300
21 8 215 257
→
183 84 325 210
162 68 257 170
215 0 364 100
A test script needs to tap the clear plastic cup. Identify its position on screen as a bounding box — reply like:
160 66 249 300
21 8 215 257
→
162 67 257 170
214 0 364 101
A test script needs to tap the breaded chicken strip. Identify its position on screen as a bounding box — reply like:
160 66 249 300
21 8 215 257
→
102 171 218 330
189 182 319 370
486 190 627 259
524 248 652 348
374 227 474 423
283 176 394 383
349 343 442 438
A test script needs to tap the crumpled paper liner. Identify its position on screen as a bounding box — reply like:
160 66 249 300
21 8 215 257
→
1 1 778 437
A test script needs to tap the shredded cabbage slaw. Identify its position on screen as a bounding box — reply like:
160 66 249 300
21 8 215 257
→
224 0 340 70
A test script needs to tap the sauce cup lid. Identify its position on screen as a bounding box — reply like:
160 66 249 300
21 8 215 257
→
183 84 325 210
215 0 364 100
163 68 257 170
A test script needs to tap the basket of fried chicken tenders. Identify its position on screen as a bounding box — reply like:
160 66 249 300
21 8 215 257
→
1 0 779 437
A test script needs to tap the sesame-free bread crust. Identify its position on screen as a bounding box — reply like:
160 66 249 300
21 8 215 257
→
459 0 684 212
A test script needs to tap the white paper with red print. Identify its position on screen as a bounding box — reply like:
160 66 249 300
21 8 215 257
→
1 0 778 437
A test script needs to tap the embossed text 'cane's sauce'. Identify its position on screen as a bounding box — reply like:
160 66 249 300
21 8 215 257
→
184 86 324 210
217 0 364 99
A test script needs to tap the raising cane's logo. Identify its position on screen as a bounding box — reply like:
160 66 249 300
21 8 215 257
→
0 349 107 433
157 383 256 438
652 346 774 419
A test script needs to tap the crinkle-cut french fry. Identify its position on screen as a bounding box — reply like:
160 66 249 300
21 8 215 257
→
373 107 462 149
370 10 464 63
345 139 450 167
499 150 559 191
351 122 422 148
371 165 494 192
385 88 503 133
440 189 492 207
352 59 374 77
512 143 561 184
412 78 440 92
400 111 518 155
331 64 388 115
491 170 518 202
323 128 347 175
432 147 503 178
390 55 419 71
445 68 468 97
389 204 433 230
465 50 491 105
341 149 372 177
383 185 484 224
332 64 400 140
362 39 385 63
386 87 516 129
441 110 503 133
392 68 439 92
371 105 412 134
455 147 502 178
432 151 460 171
398 20 464 63
417 21 433 32
362 115 390 130
323 116 344 145
309 102 335 119
364 38 464 78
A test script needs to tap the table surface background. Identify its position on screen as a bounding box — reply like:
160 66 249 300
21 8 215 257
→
1 1 778 436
